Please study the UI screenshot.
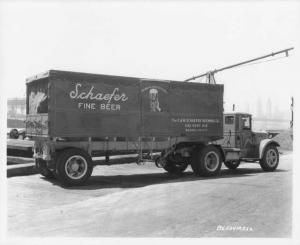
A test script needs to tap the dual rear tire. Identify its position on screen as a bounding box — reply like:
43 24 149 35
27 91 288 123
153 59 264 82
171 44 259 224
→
191 145 222 176
163 145 223 176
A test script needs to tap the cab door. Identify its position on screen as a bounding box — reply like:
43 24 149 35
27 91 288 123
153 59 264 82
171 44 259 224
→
236 114 258 158
222 114 236 148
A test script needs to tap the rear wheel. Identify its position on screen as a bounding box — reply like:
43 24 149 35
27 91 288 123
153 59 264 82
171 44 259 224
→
56 148 93 186
191 145 222 176
224 161 240 170
260 145 279 171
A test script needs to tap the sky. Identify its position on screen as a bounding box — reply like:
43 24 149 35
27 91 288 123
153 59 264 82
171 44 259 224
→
0 0 299 117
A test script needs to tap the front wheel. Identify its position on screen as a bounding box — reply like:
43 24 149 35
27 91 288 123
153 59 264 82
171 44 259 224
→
56 148 93 186
191 145 222 176
260 145 279 171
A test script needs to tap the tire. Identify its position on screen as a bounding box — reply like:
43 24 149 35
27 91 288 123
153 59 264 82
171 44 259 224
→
163 160 188 174
260 145 279 171
191 145 222 176
56 148 93 186
224 161 240 170
36 159 56 179
9 129 19 139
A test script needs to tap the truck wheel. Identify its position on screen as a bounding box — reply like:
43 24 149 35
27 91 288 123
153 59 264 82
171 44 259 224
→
191 145 222 176
9 129 19 139
56 148 93 186
36 159 56 179
163 160 188 174
260 145 279 171
224 161 240 170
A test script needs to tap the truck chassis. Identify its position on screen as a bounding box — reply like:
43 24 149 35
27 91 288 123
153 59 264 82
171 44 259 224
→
34 134 279 186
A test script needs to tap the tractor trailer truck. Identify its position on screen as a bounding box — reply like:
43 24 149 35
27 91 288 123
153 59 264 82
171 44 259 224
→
26 70 280 186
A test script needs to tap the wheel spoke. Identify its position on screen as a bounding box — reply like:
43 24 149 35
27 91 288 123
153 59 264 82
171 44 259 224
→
65 155 88 180
266 149 278 166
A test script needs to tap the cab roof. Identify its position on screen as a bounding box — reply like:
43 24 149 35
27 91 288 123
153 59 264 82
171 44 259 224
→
224 112 252 116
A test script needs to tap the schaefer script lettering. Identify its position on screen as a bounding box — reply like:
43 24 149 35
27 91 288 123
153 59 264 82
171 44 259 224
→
69 83 128 111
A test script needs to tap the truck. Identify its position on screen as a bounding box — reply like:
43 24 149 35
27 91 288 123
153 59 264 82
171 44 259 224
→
25 70 280 186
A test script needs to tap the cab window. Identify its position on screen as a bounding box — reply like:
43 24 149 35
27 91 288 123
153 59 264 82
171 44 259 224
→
242 115 251 130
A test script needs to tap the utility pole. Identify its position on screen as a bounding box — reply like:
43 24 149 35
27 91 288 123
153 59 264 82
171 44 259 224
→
290 97 294 129
184 47 294 83
290 97 294 140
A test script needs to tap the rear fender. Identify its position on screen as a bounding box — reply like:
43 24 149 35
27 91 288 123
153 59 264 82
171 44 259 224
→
212 144 225 162
259 139 280 159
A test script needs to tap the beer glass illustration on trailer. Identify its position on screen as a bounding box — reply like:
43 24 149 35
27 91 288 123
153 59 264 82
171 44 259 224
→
149 88 161 112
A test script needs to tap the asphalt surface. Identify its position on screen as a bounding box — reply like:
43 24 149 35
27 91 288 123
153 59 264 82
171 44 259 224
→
7 153 292 237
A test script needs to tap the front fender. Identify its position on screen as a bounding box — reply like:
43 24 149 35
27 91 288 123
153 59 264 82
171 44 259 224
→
259 139 280 159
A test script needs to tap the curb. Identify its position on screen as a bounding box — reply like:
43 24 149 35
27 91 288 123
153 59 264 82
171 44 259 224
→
7 163 38 177
7 156 34 165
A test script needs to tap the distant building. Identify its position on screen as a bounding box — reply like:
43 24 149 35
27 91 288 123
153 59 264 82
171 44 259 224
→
266 98 272 118
7 98 26 119
256 97 263 118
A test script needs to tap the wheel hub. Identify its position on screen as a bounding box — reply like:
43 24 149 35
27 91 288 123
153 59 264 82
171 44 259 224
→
71 162 80 171
204 151 219 171
266 149 277 166
65 155 88 180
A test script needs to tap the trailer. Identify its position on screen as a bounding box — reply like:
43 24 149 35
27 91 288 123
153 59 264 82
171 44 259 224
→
26 70 280 186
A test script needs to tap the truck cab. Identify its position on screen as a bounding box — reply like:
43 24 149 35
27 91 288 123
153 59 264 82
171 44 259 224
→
219 112 280 169
223 113 256 157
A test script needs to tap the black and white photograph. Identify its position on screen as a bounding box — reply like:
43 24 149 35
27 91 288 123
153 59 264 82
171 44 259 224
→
0 0 299 244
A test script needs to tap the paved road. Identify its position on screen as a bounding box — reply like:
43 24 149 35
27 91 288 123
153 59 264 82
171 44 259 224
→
7 153 292 237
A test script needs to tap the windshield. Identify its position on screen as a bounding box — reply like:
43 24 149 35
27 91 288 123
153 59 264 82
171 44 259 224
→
242 115 251 130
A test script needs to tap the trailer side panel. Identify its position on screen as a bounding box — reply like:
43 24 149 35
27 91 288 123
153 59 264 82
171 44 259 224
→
26 70 224 141
51 73 141 137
